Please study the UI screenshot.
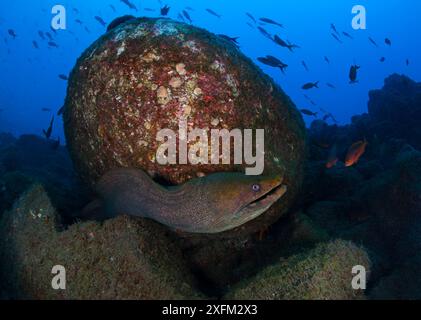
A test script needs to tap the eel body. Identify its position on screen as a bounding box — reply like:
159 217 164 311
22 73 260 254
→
92 168 287 234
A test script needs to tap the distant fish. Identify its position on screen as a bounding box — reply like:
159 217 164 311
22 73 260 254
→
38 30 45 40
330 23 339 35
161 5 171 16
349 65 360 84
257 26 272 40
379 57 386 63
326 83 336 89
324 56 330 64
94 16 107 27
302 82 319 90
144 8 156 12
345 140 368 167
75 19 83 25
406 59 410 66
182 10 193 23
57 105 65 116
310 100 317 106
109 5 117 12
331 33 342 44
246 22 254 29
45 32 53 41
185 7 194 12
72 8 80 14
273 35 299 52
326 144 338 169
120 0 138 11
206 9 221 18
84 26 91 33
385 38 392 46
177 13 186 22
32 40 39 49
59 74 68 80
43 116 54 140
8 29 16 39
259 17 284 28
246 13 256 24
300 109 318 117
218 35 240 47
301 61 309 72
342 31 354 40
48 41 59 48
42 108 52 112
368 37 378 47
257 55 288 74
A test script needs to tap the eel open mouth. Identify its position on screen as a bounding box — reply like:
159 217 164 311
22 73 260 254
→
236 181 288 222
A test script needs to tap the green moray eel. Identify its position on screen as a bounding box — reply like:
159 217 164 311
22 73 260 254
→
89 168 288 234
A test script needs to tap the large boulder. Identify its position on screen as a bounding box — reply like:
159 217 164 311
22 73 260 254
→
63 17 306 236
0 185 202 300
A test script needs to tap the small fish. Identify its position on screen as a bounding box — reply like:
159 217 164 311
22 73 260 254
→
38 30 45 40
177 13 185 22
94 16 107 27
185 7 194 12
345 140 368 167
302 82 319 90
73 8 80 14
218 35 240 47
84 26 91 33
368 37 378 47
182 10 193 23
43 116 54 139
380 57 386 63
273 35 299 52
45 32 53 41
48 41 59 48
300 109 318 117
310 100 317 106
331 33 342 44
109 5 116 12
324 56 330 64
349 65 360 84
385 38 392 46
57 105 65 116
144 8 155 12
32 41 39 49
59 74 68 81
330 23 339 35
257 55 288 74
326 144 338 169
301 61 309 72
161 5 171 16
406 59 410 66
246 13 256 24
206 9 221 18
50 26 57 35
8 29 17 39
246 22 254 29
120 0 138 11
257 26 272 40
42 108 52 112
326 83 336 89
259 18 284 28
75 19 83 25
342 31 354 40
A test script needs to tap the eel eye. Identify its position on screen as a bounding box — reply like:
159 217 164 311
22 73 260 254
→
252 184 261 192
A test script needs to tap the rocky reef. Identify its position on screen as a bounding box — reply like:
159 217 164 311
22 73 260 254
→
1 72 421 298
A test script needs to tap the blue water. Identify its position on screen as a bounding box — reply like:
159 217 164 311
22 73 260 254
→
0 0 420 142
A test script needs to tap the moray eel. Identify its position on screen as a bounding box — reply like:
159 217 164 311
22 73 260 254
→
91 168 288 234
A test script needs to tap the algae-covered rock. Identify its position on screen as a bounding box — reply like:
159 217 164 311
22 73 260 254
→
0 185 202 300
225 240 371 300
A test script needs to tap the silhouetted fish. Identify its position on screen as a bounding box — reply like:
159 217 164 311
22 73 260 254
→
95 16 107 27
257 26 272 40
330 23 339 35
324 56 330 64
273 35 299 52
300 109 318 117
301 61 309 72
349 65 360 84
109 5 116 12
385 38 392 46
246 13 256 24
218 35 240 47
32 41 39 49
59 74 68 80
8 29 16 39
206 9 221 18
120 0 138 11
326 83 336 89
182 10 193 23
259 18 284 28
45 32 53 41
107 15 136 32
38 30 45 40
302 82 319 90
257 55 288 74
331 33 342 43
161 5 170 16
368 37 378 47
342 31 354 39
48 41 59 48
43 116 54 139
380 57 386 63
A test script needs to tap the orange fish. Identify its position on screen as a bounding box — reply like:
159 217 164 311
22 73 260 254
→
345 140 368 167
326 144 338 169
